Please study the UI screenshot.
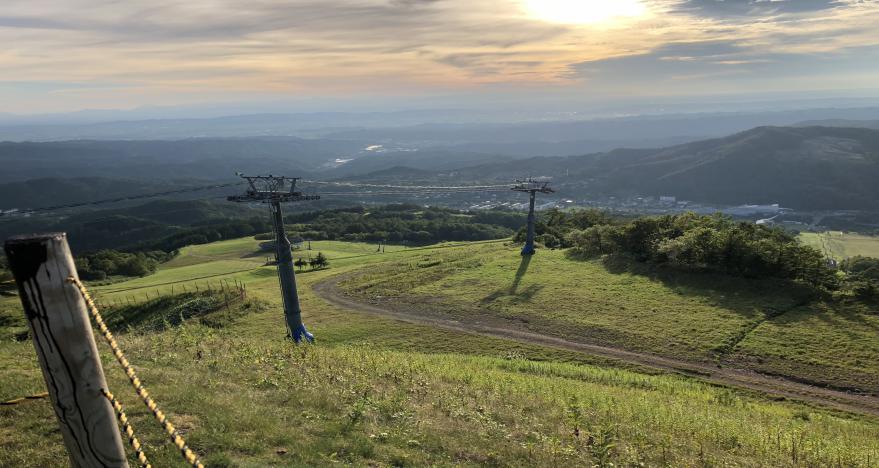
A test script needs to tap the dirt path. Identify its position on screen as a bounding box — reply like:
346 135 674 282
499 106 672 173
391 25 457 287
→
313 272 879 417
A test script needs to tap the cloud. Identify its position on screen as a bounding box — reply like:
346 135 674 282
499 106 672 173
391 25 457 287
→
668 0 845 17
571 38 879 94
0 0 877 112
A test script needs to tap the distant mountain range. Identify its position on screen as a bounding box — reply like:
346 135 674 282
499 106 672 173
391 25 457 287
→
578 126 879 210
2 125 878 212
795 119 879 129
0 137 364 183
345 126 879 211
2 106 878 145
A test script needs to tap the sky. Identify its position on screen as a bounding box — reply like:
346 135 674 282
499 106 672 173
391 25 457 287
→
1 0 878 114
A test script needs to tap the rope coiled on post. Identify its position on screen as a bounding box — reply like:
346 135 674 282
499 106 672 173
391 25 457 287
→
102 389 152 468
69 277 204 468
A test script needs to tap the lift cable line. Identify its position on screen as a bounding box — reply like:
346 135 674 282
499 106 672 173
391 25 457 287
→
317 188 513 196
512 178 555 256
302 180 514 190
1 179 520 218
227 174 319 343
0 181 246 217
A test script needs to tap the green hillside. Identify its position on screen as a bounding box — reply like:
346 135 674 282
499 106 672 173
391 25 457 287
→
799 231 879 260
595 126 879 210
444 126 879 210
2 238 879 466
342 242 879 393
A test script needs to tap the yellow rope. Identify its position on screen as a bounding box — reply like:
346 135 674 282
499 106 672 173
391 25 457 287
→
102 389 152 468
69 277 204 468
1 392 49 406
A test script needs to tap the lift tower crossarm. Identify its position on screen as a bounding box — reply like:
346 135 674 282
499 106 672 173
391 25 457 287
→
227 175 320 204
512 178 555 256
227 174 319 342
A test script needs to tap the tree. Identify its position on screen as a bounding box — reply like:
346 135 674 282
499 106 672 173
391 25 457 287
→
310 252 328 270
567 225 619 257
294 257 307 272
841 256 879 301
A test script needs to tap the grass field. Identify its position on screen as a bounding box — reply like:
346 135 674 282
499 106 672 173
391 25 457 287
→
344 242 879 393
799 231 879 260
2 237 879 466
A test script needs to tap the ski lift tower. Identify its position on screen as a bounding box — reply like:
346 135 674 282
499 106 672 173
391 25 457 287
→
512 178 555 256
228 174 320 342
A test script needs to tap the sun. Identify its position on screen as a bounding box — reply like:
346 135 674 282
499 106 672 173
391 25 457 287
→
522 0 647 25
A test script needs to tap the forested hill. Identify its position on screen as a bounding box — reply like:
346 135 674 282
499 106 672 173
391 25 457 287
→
0 177 177 210
0 201 525 253
4 125 879 211
582 126 879 209
444 126 879 210
0 137 363 182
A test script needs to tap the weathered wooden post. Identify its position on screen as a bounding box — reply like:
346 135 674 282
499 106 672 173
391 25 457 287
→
4 233 129 467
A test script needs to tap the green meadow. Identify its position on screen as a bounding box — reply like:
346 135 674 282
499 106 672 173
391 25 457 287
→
2 237 878 466
345 242 879 393
799 231 879 260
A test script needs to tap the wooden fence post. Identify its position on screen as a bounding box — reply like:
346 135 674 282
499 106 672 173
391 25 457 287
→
4 233 129 467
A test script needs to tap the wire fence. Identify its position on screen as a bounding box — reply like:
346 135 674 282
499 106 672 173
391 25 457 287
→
92 278 247 308
71 277 205 468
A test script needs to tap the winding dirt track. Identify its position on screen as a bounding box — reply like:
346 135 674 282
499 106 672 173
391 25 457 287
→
314 272 879 417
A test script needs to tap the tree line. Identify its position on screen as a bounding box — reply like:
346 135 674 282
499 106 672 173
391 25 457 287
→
522 208 877 300
278 204 519 244
74 250 176 281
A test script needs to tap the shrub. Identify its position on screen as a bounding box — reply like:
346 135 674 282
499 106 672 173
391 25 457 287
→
567 225 620 257
841 256 879 301
564 211 839 290
75 249 171 279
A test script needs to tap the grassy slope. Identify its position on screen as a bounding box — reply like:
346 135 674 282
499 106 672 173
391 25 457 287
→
799 231 879 260
343 243 879 393
1 238 878 466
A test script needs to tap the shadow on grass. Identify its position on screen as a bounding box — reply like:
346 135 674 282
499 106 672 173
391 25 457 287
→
241 249 273 259
103 291 261 333
481 255 541 303
578 253 823 322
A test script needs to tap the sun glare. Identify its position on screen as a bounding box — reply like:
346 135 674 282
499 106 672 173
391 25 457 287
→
522 0 647 25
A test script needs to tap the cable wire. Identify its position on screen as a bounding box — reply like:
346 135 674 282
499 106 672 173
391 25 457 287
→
302 180 512 190
2 181 245 216
1 178 521 218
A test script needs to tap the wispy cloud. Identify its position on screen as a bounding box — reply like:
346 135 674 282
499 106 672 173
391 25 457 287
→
0 0 877 112
669 0 845 16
